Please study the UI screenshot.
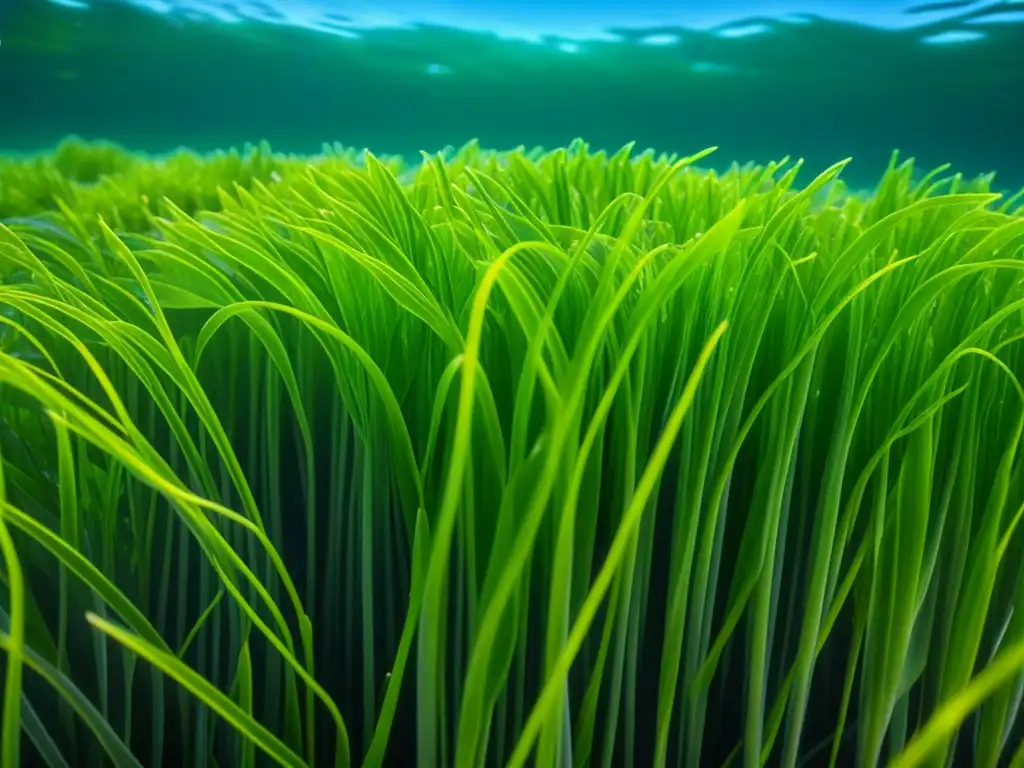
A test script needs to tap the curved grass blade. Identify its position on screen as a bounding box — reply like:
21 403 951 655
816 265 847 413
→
85 612 307 768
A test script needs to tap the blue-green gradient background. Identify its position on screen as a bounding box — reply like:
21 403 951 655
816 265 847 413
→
2 0 1023 186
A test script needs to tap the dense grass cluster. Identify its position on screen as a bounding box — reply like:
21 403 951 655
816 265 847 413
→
1 138 1024 768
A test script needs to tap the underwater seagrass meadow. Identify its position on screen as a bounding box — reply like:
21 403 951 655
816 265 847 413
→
2 135 1024 768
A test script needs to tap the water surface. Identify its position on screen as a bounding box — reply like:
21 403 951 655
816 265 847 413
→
3 0 1023 186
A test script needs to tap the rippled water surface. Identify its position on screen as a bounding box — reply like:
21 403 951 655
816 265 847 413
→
3 0 1024 184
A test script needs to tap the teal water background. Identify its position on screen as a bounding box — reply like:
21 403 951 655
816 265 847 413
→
2 0 1024 187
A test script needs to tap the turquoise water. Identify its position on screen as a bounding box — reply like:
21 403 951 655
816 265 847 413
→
3 0 1024 186
2 4 1024 767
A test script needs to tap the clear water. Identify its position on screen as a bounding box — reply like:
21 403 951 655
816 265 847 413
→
2 4 1024 767
4 0 1024 185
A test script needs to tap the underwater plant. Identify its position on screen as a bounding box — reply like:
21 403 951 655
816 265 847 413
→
0 138 1023 768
